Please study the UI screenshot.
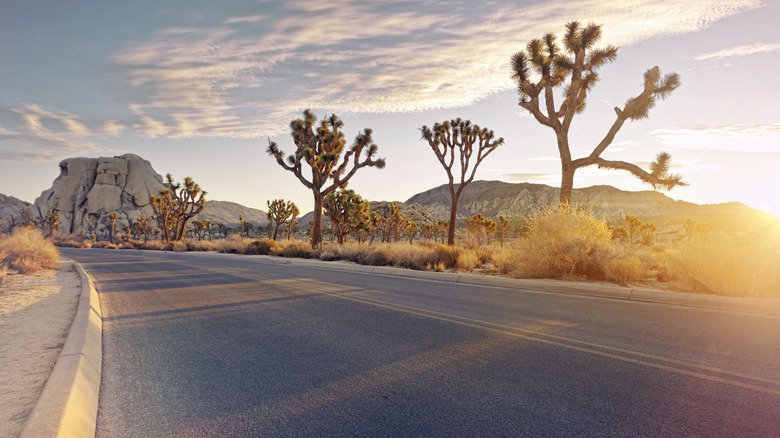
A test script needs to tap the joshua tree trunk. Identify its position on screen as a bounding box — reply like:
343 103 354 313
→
448 191 459 246
311 193 324 249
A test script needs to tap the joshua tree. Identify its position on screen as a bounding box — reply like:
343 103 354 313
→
323 189 371 244
286 204 300 240
405 220 418 244
192 219 208 240
267 109 386 249
267 199 298 240
239 214 245 238
421 118 504 245
149 174 207 242
108 211 119 243
465 213 497 246
497 215 510 247
43 210 60 236
511 21 686 205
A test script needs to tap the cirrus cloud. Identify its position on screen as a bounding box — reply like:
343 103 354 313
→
111 0 761 139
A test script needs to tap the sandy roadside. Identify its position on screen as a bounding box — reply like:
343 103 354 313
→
0 260 81 438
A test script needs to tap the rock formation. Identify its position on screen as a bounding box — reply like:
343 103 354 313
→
0 194 32 231
26 154 166 234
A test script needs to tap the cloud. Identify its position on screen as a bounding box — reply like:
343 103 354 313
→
223 15 266 25
108 0 759 139
653 124 780 152
503 172 558 183
0 104 103 162
694 43 780 61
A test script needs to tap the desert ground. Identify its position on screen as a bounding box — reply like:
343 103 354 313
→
0 260 80 438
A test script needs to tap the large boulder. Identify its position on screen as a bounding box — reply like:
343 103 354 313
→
26 154 165 234
0 194 32 231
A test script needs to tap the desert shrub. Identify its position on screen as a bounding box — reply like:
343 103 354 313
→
433 244 462 268
320 242 372 264
244 239 278 255
138 241 164 251
456 250 480 272
119 241 136 249
387 243 437 270
512 205 614 279
215 235 248 254
0 265 8 284
275 240 316 258
491 245 524 275
604 257 644 286
676 231 780 297
364 246 391 266
172 241 188 252
0 227 61 274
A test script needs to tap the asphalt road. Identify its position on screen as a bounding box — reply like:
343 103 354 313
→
62 248 780 437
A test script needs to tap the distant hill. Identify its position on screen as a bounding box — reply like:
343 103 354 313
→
197 201 268 226
405 180 771 225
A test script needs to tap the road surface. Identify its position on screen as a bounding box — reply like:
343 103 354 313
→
62 248 780 437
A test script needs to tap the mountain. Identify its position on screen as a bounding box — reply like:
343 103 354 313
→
196 201 268 226
405 180 769 225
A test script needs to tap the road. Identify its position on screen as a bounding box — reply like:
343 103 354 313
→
62 248 780 437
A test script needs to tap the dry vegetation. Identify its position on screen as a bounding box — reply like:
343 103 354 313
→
0 227 61 281
49 206 780 299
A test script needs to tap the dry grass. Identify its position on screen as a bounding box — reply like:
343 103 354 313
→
603 257 644 286
676 229 780 297
508 205 613 279
0 227 61 274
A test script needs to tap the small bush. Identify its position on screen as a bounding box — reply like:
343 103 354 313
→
604 257 644 286
0 227 61 274
138 241 164 251
456 250 480 272
172 241 188 252
244 239 278 255
215 235 247 254
491 245 523 274
513 205 613 279
676 231 780 297
275 240 316 258
433 244 462 268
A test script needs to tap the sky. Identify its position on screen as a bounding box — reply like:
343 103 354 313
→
1 0 778 217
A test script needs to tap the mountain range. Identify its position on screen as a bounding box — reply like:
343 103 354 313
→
0 154 771 233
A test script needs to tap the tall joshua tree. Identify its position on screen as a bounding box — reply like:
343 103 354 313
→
511 21 686 205
421 118 504 245
267 109 386 248
149 174 207 242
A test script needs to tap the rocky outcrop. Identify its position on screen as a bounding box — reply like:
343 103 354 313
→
0 194 32 231
26 154 166 234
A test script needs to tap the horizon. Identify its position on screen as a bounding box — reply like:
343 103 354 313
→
1 1 778 217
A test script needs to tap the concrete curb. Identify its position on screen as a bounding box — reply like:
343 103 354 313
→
236 254 780 316
21 261 102 438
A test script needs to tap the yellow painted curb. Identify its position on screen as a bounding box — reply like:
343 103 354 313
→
21 261 102 438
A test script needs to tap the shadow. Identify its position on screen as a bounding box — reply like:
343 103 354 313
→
103 292 321 322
